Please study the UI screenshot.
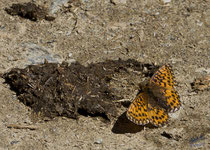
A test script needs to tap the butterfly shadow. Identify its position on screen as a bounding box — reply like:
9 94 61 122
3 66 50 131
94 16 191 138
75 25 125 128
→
111 112 156 134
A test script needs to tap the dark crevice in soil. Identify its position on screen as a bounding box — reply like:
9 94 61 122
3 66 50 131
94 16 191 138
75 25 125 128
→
5 2 55 21
161 131 173 139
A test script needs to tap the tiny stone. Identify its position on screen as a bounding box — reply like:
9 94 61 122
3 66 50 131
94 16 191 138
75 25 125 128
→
94 138 103 144
163 0 171 3
111 0 127 5
10 141 19 145
68 53 73 57
143 67 148 72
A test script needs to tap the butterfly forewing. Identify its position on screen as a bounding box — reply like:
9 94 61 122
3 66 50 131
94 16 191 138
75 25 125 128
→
150 65 175 88
149 65 181 112
126 92 149 125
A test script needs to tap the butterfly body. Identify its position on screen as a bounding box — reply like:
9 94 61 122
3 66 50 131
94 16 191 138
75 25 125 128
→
126 64 181 127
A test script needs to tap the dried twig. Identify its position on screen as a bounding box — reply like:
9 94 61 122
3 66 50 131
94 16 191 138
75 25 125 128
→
113 99 130 103
7 124 38 130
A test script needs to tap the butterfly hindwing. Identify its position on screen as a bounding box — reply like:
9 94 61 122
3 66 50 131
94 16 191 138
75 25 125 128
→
148 104 168 127
160 88 181 112
127 91 168 127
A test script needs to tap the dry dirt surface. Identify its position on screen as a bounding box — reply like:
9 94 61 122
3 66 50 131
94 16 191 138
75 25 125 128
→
0 0 209 150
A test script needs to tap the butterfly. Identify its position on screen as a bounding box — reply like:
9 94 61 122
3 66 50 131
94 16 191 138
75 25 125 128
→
126 64 181 127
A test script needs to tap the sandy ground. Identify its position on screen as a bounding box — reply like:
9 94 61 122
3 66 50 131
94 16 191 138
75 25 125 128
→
0 0 209 149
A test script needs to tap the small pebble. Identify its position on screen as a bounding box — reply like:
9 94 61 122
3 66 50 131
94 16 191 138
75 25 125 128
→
94 138 103 144
163 0 171 3
111 0 127 5
10 141 19 145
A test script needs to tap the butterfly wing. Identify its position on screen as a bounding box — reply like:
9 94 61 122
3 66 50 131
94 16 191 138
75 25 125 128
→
126 92 150 125
149 65 181 112
159 88 180 112
127 91 168 127
150 64 175 88
148 104 168 127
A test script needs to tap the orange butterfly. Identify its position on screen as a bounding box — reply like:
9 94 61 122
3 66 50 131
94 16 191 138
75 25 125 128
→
126 65 181 127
